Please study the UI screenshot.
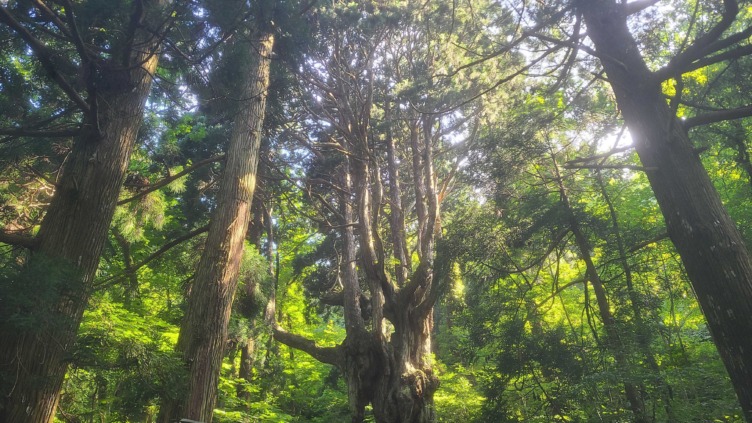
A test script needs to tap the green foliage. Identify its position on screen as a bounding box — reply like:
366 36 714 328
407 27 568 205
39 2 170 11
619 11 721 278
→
3 0 752 422
0 254 82 332
60 294 186 421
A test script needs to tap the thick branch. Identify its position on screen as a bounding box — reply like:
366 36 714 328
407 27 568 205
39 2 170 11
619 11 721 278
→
683 105 752 129
624 0 662 15
655 0 740 78
0 127 80 138
397 259 431 308
0 231 38 249
117 155 224 205
672 44 752 78
272 325 343 367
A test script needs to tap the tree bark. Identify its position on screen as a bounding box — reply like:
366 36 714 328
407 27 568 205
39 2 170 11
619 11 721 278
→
0 4 163 421
385 100 410 286
579 1 752 419
159 32 274 423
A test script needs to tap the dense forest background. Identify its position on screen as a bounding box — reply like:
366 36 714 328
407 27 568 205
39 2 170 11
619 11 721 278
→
1 0 752 422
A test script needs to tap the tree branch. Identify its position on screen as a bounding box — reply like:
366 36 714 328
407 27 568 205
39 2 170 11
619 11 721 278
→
436 6 573 79
628 232 669 253
272 325 343 367
93 225 209 289
31 0 72 38
60 0 92 63
117 155 224 205
563 163 657 172
683 105 752 129
536 277 585 309
0 231 38 249
0 6 90 113
655 0 740 79
671 44 752 78
565 145 634 165
624 0 662 15
0 127 81 138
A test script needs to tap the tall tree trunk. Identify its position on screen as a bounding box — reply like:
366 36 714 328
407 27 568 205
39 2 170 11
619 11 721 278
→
271 11 441 420
161 32 274 423
0 5 163 420
580 2 752 419
350 115 439 423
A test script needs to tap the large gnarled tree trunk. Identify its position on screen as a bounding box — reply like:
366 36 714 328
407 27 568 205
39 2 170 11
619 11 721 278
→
273 111 441 423
0 2 165 421
158 31 274 423
579 1 752 419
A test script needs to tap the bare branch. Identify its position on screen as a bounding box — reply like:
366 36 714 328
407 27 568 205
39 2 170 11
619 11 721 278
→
60 0 92 63
655 0 740 79
536 277 585 308
566 145 634 165
628 232 669 253
0 231 38 249
31 0 71 38
624 0 662 15
0 127 80 138
117 155 224 205
683 105 752 129
93 225 209 289
563 163 657 172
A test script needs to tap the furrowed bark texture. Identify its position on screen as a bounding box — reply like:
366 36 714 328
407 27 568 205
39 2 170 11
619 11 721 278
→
0 5 163 421
580 1 752 419
165 32 274 423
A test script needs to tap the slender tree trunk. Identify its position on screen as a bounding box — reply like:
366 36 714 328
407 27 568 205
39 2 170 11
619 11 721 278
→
160 32 274 423
580 2 752 419
552 158 649 423
385 101 410 286
0 8 162 421
596 172 676 421
113 229 140 304
237 336 255 401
